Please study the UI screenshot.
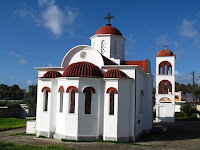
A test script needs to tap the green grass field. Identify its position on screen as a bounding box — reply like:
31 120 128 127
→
0 118 29 131
0 142 69 150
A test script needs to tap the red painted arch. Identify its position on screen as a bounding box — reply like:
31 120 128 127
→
41 86 51 92
83 86 96 93
58 86 64 92
106 87 118 94
66 86 78 93
158 80 172 94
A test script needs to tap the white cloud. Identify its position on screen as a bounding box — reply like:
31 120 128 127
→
10 50 20 58
126 34 136 49
42 4 64 37
156 35 168 46
178 20 198 38
19 59 27 64
174 41 179 48
19 0 78 37
175 70 180 75
27 80 33 85
48 64 54 67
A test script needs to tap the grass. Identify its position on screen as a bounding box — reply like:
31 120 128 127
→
0 141 71 150
61 139 166 147
10 132 35 136
0 118 30 131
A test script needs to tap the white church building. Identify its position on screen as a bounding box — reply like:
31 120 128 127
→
26 14 154 142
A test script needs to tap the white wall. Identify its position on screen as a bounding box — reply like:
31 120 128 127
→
77 78 103 138
103 79 118 140
117 79 131 138
56 78 79 139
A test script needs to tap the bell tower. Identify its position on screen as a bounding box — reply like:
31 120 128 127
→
90 13 126 64
155 45 175 123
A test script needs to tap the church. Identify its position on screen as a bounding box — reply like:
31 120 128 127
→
26 13 154 142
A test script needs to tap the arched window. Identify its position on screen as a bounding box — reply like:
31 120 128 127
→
114 41 118 56
159 80 172 94
44 90 48 111
70 89 75 113
83 87 96 114
140 90 144 114
59 89 63 112
109 91 114 115
159 97 172 103
159 61 172 75
85 89 92 114
101 40 106 55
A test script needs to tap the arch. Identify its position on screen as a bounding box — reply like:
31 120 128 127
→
106 87 118 94
61 45 104 68
41 86 51 92
66 86 78 93
69 89 75 113
158 80 172 94
59 88 63 112
109 91 115 115
44 90 48 111
159 61 172 75
83 86 96 93
159 97 172 103
58 86 64 92
84 89 92 114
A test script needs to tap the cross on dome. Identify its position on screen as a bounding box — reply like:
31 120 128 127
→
104 13 114 26
163 44 168 49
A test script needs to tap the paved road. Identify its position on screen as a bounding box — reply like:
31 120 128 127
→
0 120 200 150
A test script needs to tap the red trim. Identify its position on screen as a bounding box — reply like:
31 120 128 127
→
83 86 96 93
159 61 172 75
106 87 118 94
58 86 64 92
158 80 172 94
66 86 78 93
122 59 149 73
41 86 50 92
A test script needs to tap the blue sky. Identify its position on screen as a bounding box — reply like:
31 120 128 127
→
1 0 200 91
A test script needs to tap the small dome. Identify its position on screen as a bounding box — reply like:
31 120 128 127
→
63 62 103 78
104 69 129 78
158 49 174 56
95 26 122 36
43 71 62 78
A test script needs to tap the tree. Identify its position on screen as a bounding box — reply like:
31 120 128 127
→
0 84 25 100
24 85 37 110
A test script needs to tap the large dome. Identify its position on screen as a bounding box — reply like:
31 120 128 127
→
157 49 174 56
95 26 122 36
43 71 62 78
104 69 129 78
63 62 103 78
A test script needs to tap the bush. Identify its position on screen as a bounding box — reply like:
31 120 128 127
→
175 103 200 120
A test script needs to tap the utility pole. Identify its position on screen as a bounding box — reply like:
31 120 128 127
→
193 71 195 103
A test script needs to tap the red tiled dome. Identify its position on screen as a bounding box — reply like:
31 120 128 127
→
63 62 103 78
43 71 62 78
158 49 174 56
95 26 122 36
104 69 129 78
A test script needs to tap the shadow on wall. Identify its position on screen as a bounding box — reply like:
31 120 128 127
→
137 120 200 142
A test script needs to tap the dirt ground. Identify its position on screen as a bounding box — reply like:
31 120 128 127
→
0 120 200 150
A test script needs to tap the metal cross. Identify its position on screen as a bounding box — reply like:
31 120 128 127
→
104 13 114 26
163 44 168 49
